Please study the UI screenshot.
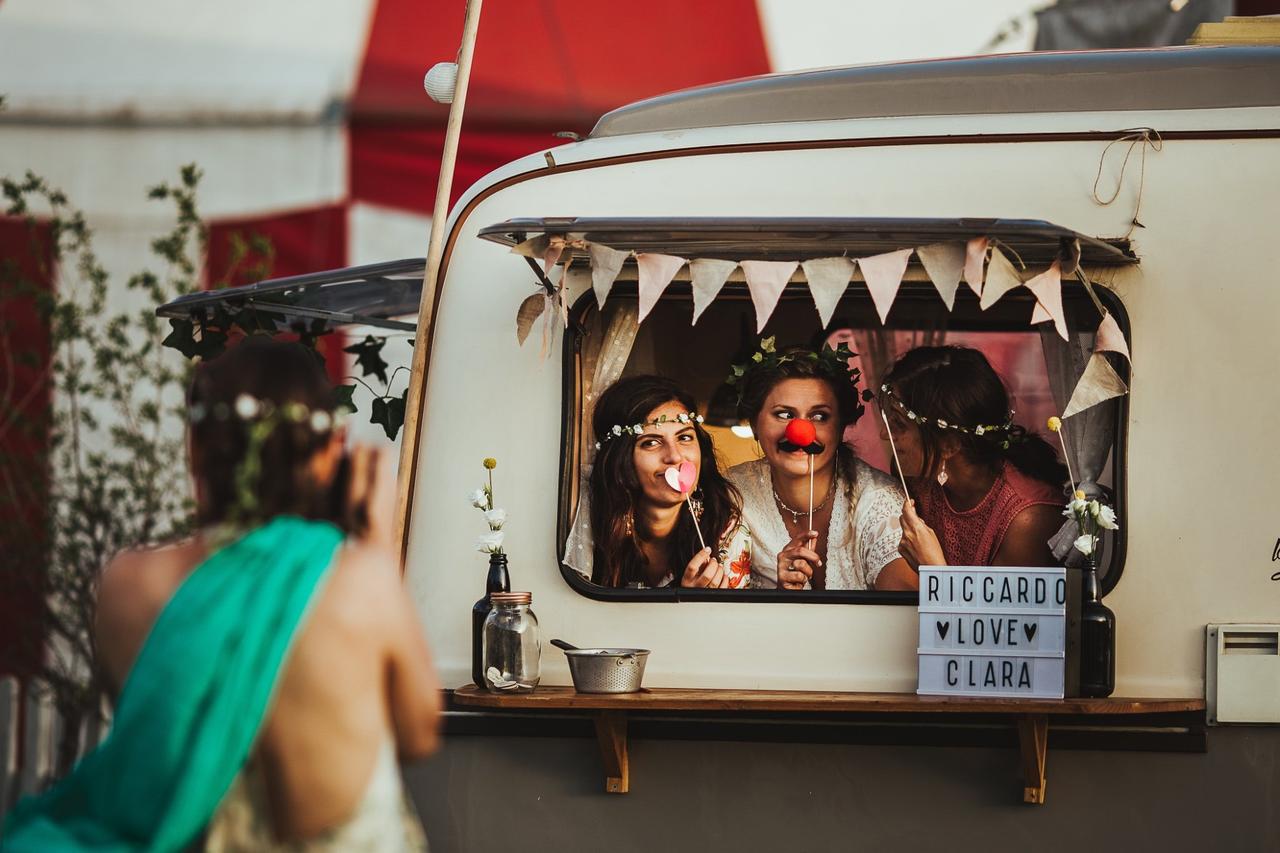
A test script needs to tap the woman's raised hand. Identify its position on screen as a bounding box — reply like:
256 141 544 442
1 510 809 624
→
777 530 820 590
898 498 946 570
681 546 726 588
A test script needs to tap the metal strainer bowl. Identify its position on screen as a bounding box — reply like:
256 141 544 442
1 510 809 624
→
551 639 650 693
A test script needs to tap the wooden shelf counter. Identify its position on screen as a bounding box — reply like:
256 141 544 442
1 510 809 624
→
452 685 1205 804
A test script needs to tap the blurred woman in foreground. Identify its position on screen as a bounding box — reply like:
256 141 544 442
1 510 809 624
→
3 337 440 851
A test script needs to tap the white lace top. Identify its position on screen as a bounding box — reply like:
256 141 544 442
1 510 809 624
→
727 457 905 590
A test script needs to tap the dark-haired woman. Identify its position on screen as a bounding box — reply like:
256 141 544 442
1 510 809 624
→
727 343 917 591
586 375 751 589
880 345 1067 569
4 338 437 850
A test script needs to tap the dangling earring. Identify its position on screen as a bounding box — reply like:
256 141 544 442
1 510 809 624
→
936 462 949 487
624 508 634 536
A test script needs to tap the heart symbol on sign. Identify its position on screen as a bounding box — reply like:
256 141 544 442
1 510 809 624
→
1024 623 1038 642
936 621 950 640
664 461 696 494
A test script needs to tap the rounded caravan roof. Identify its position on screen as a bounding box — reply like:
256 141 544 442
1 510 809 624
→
590 46 1280 138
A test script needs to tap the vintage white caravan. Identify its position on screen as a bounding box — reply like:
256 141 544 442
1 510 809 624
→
163 43 1280 849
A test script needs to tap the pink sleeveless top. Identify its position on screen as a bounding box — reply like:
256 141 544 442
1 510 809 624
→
914 463 1062 566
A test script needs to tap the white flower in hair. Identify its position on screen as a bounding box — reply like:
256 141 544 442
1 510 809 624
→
612 425 622 436
632 423 643 433
677 413 689 423
1073 534 1094 556
469 489 488 509
310 410 332 433
475 530 505 554
234 394 260 419
484 508 507 530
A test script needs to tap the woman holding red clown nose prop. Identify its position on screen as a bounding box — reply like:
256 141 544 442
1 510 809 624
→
726 339 918 591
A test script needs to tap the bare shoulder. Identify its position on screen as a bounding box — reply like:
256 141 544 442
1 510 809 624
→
315 540 410 624
98 539 203 619
994 504 1063 566
1007 503 1064 536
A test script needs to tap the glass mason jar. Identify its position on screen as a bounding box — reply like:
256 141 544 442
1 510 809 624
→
482 592 540 693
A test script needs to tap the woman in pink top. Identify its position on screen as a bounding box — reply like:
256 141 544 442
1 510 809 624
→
878 346 1068 568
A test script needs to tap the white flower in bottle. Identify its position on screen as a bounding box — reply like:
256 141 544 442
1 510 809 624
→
469 489 488 509
475 531 505 554
1096 504 1119 530
1073 534 1095 556
484 508 507 530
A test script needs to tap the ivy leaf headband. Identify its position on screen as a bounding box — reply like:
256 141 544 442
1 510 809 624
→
725 336 867 411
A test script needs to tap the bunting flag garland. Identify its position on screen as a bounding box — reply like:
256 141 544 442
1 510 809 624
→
858 248 912 324
636 253 687 322
1063 352 1127 418
979 246 1022 311
589 242 630 309
690 258 738 324
915 243 965 311
1023 260 1067 341
964 237 988 298
800 257 855 328
741 260 798 332
1094 309 1130 359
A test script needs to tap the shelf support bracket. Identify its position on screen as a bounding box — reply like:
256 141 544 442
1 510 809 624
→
593 711 629 794
1017 713 1048 804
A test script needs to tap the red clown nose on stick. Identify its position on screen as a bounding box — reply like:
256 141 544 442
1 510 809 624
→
784 418 817 449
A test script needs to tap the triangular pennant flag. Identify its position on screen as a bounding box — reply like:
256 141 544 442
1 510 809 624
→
690 258 738 324
979 247 1022 310
589 242 630 309
635 253 686 322
1063 352 1128 418
741 260 798 332
542 242 564 276
801 257 854 328
858 248 912 325
916 243 965 311
964 237 987 298
510 234 549 259
1095 310 1130 359
1023 261 1067 340
1031 301 1051 325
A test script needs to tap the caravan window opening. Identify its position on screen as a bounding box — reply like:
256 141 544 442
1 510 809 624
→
556 276 1129 604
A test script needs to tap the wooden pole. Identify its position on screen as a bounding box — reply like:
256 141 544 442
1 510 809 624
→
393 0 485 565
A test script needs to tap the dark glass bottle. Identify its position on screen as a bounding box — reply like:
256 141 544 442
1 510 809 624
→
471 553 510 687
1079 558 1116 697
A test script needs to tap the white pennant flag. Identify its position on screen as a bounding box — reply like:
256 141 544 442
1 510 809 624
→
916 243 965 311
741 260 798 332
589 242 630 309
979 247 1022 310
801 257 854 328
1063 352 1128 418
858 248 912 325
964 236 987 297
1095 310 1130 359
690 258 738 324
636 253 687 322
1023 261 1067 340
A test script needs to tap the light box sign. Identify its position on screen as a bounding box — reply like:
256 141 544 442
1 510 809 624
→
918 566 1066 700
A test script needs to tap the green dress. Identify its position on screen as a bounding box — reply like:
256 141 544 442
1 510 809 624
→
2 516 344 852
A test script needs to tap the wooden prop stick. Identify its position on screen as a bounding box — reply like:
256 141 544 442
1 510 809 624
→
394 0 485 565
686 496 708 551
808 455 814 532
881 409 911 498
1048 417 1079 496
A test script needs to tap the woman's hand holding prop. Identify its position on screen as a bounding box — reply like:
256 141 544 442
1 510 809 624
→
664 461 707 550
898 498 946 570
682 546 726 588
777 528 820 590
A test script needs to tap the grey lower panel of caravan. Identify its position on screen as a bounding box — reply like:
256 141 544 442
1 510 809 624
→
405 725 1279 853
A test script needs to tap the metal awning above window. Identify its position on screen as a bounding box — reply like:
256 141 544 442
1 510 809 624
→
155 258 425 332
477 217 1137 267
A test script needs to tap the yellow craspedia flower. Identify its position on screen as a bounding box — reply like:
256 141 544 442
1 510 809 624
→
1074 490 1086 501
1047 416 1062 432
483 457 497 470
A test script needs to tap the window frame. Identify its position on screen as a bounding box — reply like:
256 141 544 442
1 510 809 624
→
555 276 1130 605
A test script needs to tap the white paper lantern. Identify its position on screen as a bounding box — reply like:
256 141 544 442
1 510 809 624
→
424 62 458 104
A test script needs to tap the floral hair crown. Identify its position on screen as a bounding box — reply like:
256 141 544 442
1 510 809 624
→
726 336 865 407
595 410 704 450
878 382 1020 447
189 393 346 435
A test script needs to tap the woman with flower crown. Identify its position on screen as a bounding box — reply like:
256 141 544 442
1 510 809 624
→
726 340 918 591
3 338 438 851
583 375 752 589
880 346 1068 570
